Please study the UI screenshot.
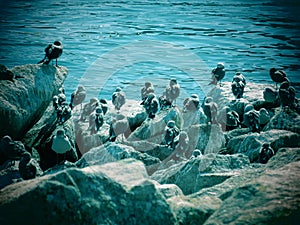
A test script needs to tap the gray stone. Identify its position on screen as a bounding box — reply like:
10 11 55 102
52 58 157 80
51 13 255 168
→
157 183 183 199
227 129 300 162
204 161 300 225
0 159 176 225
0 64 67 139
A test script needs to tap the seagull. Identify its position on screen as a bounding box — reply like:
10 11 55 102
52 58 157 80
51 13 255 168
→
88 106 104 135
209 62 225 86
164 78 180 106
141 81 155 101
278 80 295 110
69 85 86 110
38 40 63 66
231 72 246 99
109 114 129 142
183 94 200 112
142 93 160 119
163 120 180 149
18 152 42 180
269 68 287 89
202 97 218 124
258 143 275 164
112 87 126 112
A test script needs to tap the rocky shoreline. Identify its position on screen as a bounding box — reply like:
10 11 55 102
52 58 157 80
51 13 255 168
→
0 64 299 224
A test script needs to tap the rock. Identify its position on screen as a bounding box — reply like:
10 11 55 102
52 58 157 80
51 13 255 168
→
76 142 160 168
266 147 300 170
182 108 206 129
0 160 22 190
227 129 300 162
187 124 225 156
0 64 67 139
168 195 222 225
0 159 176 225
127 107 183 142
263 108 300 133
157 183 184 199
151 153 250 195
204 161 300 225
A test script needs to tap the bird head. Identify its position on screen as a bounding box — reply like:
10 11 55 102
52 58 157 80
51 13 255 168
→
217 62 225 69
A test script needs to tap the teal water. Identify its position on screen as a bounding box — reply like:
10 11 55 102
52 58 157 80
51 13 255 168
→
1 0 300 102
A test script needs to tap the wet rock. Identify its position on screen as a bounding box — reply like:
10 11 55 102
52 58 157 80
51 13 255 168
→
204 161 300 225
168 195 222 225
0 160 22 190
0 64 67 139
266 147 300 170
76 142 160 168
227 129 300 162
0 159 176 225
151 153 250 195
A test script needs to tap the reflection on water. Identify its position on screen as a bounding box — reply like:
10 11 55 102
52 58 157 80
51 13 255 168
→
0 0 299 101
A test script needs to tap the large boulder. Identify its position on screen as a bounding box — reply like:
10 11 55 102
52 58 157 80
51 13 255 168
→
76 142 160 168
0 64 67 139
151 153 250 195
204 161 300 225
227 129 300 162
0 159 176 225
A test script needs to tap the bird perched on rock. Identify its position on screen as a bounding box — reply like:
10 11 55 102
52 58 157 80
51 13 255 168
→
89 106 104 135
56 101 72 124
109 114 129 142
69 85 86 110
99 98 109 115
231 72 246 99
38 40 63 66
142 93 160 119
183 94 200 112
226 110 240 131
163 120 180 149
112 87 126 112
258 143 275 164
263 87 278 103
244 109 260 132
51 129 72 164
202 97 218 124
0 64 24 82
0 135 26 165
18 152 42 180
173 131 189 161
141 81 155 101
279 80 296 110
269 68 287 89
164 78 180 106
209 62 225 86
80 97 100 121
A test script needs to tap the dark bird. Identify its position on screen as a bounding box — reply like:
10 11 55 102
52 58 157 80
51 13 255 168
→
69 85 86 110
258 143 275 164
278 80 295 110
191 149 202 159
109 114 129 142
18 152 42 180
269 68 287 89
80 97 100 121
231 72 246 99
0 135 26 165
38 40 63 66
141 81 155 101
209 62 225 86
51 129 72 164
263 87 278 103
89 106 104 135
226 110 240 130
0 64 24 82
202 97 218 124
183 94 200 112
56 101 72 124
112 87 126 112
143 93 160 119
244 109 260 132
164 78 180 106
99 98 109 115
163 120 180 149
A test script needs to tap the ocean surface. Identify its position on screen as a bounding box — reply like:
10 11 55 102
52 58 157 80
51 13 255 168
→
1 0 300 103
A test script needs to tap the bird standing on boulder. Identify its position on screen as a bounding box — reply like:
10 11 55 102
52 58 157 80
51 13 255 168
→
141 81 155 101
202 97 218 124
173 131 189 161
109 114 129 142
183 94 200 112
163 120 180 149
209 62 225 86
269 68 287 89
80 97 100 121
279 80 296 110
18 152 42 180
164 78 180 106
231 72 246 99
112 87 126 112
244 109 260 133
88 106 104 135
51 129 73 164
69 85 86 110
258 143 275 164
38 40 63 66
143 93 160 119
